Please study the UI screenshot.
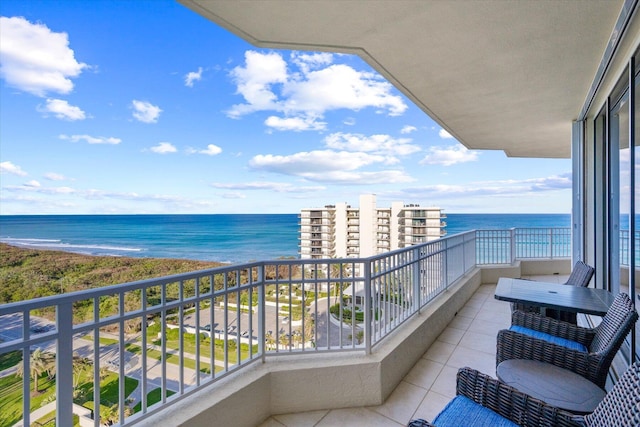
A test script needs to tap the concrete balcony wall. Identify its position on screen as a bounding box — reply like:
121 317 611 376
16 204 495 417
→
619 266 640 288
138 269 483 427
520 259 572 276
480 259 571 284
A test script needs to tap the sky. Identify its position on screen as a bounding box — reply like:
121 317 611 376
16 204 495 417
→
0 0 573 215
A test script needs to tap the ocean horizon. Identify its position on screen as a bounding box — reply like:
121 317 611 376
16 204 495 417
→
0 213 571 264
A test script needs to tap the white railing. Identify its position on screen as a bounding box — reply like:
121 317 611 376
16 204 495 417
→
0 228 565 426
475 227 571 264
619 229 640 266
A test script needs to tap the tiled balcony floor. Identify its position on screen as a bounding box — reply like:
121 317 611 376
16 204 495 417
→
259 275 569 427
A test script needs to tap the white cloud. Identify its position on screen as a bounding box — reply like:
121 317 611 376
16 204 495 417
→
191 144 222 156
343 117 356 126
401 125 417 134
38 99 86 120
228 51 287 117
150 142 177 154
59 134 121 145
324 132 420 157
227 51 407 130
0 16 87 97
251 150 382 174
318 169 414 184
44 172 66 181
290 52 333 74
221 192 246 199
420 144 479 166
1 183 222 213
249 150 413 184
402 173 572 199
285 63 407 115
4 184 76 195
439 129 453 139
185 66 203 87
265 115 326 131
212 181 326 193
24 180 41 187
0 161 28 176
131 100 162 123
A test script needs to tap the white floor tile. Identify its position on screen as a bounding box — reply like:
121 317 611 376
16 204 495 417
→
317 407 403 426
423 340 456 364
272 410 329 427
403 358 444 389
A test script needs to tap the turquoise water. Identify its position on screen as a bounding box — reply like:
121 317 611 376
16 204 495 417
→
0 213 570 264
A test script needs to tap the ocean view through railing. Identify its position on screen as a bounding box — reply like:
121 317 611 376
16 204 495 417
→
475 227 573 264
0 228 567 426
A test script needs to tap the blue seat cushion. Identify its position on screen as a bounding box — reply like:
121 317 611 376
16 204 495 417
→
509 325 588 352
432 395 518 427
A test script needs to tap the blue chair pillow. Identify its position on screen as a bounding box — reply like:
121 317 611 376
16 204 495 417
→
432 395 518 427
509 325 588 352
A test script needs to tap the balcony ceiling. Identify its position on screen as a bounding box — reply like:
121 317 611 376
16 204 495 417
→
180 0 623 158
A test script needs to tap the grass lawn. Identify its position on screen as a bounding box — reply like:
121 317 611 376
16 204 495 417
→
0 372 56 427
80 334 118 346
0 350 22 371
78 371 138 409
125 343 220 373
31 410 80 427
132 387 176 413
0 366 139 427
153 335 258 365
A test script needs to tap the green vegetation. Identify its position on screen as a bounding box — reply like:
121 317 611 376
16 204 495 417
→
0 370 56 427
0 243 224 305
0 358 138 427
0 350 22 371
133 388 176 413
32 410 80 427
77 371 138 425
16 349 56 394
153 328 258 365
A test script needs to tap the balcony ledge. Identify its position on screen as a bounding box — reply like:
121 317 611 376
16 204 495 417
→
137 269 483 427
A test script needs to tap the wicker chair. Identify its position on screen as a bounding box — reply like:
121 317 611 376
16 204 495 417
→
498 292 637 388
407 363 640 427
512 261 595 323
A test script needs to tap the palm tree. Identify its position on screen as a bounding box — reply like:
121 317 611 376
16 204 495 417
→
72 352 92 397
330 262 353 304
100 403 119 426
278 333 291 349
302 309 315 345
101 403 133 426
265 331 276 351
16 348 56 394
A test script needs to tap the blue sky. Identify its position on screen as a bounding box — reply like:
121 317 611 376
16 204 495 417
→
0 0 572 215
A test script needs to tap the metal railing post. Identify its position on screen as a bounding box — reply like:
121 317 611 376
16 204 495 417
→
364 258 372 354
443 237 449 289
56 301 74 427
549 228 554 259
412 246 421 312
510 228 517 264
259 263 266 361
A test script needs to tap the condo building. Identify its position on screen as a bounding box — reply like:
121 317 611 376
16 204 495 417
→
299 194 446 260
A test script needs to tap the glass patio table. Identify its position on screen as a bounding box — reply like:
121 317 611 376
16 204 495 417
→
494 277 615 316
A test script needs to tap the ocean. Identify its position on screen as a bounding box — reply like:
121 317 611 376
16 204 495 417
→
0 213 570 264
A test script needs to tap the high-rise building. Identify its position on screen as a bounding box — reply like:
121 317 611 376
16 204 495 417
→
299 194 446 260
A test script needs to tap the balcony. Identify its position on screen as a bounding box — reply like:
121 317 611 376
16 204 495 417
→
0 228 573 427
260 273 570 426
